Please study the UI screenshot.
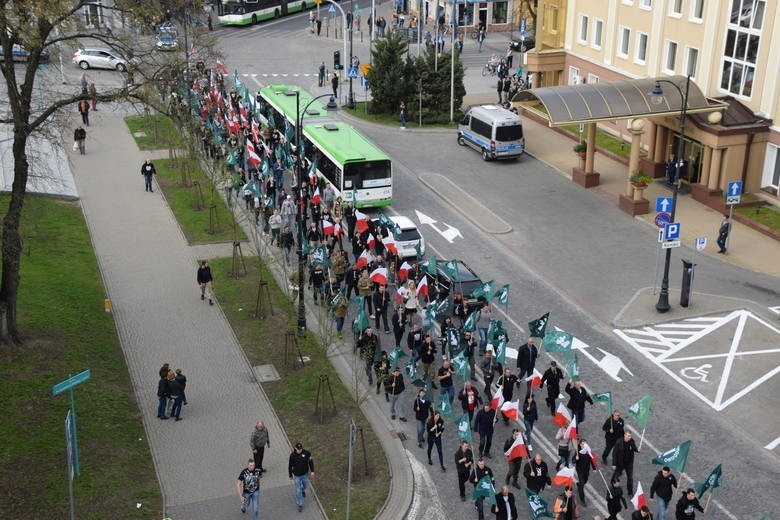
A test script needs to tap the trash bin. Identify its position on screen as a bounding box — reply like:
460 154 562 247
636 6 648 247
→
680 259 695 307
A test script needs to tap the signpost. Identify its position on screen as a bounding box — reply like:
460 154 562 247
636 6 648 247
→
656 197 674 214
52 369 91 477
65 410 75 520
654 212 671 228
654 221 680 294
663 222 681 241
725 181 742 252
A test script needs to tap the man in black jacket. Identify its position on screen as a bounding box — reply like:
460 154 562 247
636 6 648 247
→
565 380 593 424
457 381 481 423
412 389 431 447
524 453 551 493
197 260 214 305
540 360 564 415
601 410 625 463
454 440 474 501
612 431 640 496
385 366 406 421
156 373 169 419
472 458 494 520
288 442 315 512
496 368 519 425
373 284 390 333
492 485 518 520
675 489 704 520
474 403 496 458
516 337 539 382
650 466 678 520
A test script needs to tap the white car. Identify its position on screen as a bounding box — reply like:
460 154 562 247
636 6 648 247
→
373 215 425 259
72 48 131 71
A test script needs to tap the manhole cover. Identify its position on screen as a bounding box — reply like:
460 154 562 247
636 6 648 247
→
253 364 280 382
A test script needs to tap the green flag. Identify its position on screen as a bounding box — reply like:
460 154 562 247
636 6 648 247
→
592 391 613 413
494 338 507 365
405 361 418 380
470 280 495 302
493 284 510 309
626 395 653 429
300 235 312 255
424 301 438 323
311 245 330 267
455 412 472 443
415 241 422 260
693 464 722 498
436 294 454 317
437 396 453 418
486 320 501 342
543 330 573 357
525 489 553 519
652 440 692 473
426 256 438 276
442 259 461 281
472 475 497 505
452 351 470 379
388 346 408 370
329 288 346 309
566 353 580 380
353 308 369 333
463 310 480 332
528 313 550 338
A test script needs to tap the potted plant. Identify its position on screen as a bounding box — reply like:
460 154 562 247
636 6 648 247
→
630 171 654 188
573 142 587 158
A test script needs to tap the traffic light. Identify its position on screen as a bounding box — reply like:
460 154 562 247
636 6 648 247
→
333 51 341 70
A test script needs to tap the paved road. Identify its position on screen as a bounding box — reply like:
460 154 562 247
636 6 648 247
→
218 11 779 519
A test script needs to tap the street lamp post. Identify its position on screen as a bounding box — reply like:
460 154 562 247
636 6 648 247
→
650 75 690 313
293 91 338 333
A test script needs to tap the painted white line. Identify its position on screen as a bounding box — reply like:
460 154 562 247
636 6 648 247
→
713 311 748 406
656 310 742 361
765 436 780 450
719 366 780 409
664 349 780 362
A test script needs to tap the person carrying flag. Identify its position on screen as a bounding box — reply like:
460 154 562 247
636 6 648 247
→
471 458 495 520
540 360 565 416
565 380 594 424
574 438 597 507
454 440 474 501
612 431 640 496
553 486 579 520
523 453 551 494
633 505 653 520
521 394 538 450
496 368 520 425
602 410 625 463
458 380 482 423
607 477 628 520
491 484 518 520
502 429 524 489
385 366 407 421
675 488 704 520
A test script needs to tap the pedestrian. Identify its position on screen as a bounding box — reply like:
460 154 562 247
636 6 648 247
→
73 126 86 155
166 369 184 421
358 327 380 383
481 349 497 399
457 380 481 423
477 26 486 52
472 458 495 520
236 459 262 519
497 78 503 104
553 486 579 520
156 369 170 419
523 453 551 494
565 379 594 424
474 402 495 458
141 158 156 192
318 61 326 87
611 431 640 496
650 466 678 520
516 337 538 382
412 388 431 447
333 295 348 336
601 410 625 463
502 429 523 488
78 99 90 126
492 484 517 520
540 360 564 415
633 506 654 520
437 359 455 403
374 351 391 397
207 12 213 31
606 477 628 520
175 368 187 405
505 44 513 68
522 394 538 449
269 209 282 246
426 410 446 471
675 488 704 520
555 425 571 470
373 284 390 333
574 439 597 506
88 82 98 111
280 225 294 267
454 440 474 501
288 442 315 512
250 421 271 473
716 214 730 253
331 72 339 99
666 154 679 186
420 334 438 387
80 72 88 95
386 365 407 421
392 304 406 346
197 260 214 305
399 101 407 129
496 368 519 425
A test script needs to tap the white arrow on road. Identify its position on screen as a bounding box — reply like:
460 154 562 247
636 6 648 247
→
414 210 463 244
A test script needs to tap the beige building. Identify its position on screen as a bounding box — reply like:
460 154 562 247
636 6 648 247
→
524 0 779 208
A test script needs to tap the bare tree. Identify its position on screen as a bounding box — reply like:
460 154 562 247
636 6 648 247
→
0 0 213 342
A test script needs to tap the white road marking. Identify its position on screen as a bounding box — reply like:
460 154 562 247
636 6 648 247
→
553 326 633 382
414 210 463 244
765 436 780 450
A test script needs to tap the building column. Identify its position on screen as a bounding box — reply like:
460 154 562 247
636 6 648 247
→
585 122 596 174
708 148 722 191
699 145 712 187
645 120 656 159
572 122 600 188
626 126 644 197
653 125 666 164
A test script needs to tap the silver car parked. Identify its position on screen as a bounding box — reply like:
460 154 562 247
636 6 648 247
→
72 48 130 71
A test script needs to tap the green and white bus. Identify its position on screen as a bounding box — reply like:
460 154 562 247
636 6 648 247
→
302 121 393 208
256 85 331 133
217 0 316 26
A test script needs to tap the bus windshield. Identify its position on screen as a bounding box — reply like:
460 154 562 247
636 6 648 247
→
496 124 523 142
344 160 391 189
220 1 245 14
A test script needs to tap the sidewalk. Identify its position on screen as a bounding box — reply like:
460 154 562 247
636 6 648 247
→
68 110 325 520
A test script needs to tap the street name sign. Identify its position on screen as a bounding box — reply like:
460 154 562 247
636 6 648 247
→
662 240 681 249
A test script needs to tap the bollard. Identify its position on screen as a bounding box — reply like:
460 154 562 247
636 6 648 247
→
103 298 111 313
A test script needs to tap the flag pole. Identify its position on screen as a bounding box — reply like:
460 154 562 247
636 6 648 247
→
598 469 612 499
674 472 683 498
703 492 713 516
637 427 646 450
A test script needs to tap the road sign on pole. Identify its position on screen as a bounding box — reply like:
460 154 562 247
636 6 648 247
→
519 17 526 38
662 240 681 249
725 180 743 205
347 66 358 78
695 237 707 251
52 370 91 396
52 370 90 477
328 3 336 12
655 197 674 213
654 212 671 228
664 222 681 241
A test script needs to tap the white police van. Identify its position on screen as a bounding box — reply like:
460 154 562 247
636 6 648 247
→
457 105 525 161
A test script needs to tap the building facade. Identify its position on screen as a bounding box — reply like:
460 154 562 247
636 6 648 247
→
524 0 779 204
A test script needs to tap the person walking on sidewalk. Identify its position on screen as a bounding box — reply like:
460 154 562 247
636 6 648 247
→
156 370 170 419
78 99 90 126
289 442 315 512
399 101 407 129
141 158 156 192
716 214 730 254
601 409 624 463
426 410 446 472
318 61 326 87
236 459 262 520
197 260 214 305
540 360 564 416
386 365 407 421
88 82 98 111
73 126 87 155
250 421 271 473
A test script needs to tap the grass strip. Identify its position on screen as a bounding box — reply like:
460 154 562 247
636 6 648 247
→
153 158 247 244
210 257 390 519
345 102 458 128
0 195 161 519
736 203 780 232
125 114 183 150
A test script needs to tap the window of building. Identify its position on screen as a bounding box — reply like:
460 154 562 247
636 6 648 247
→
578 15 589 43
492 2 507 24
670 0 683 16
621 0 633 5
664 40 678 72
640 0 652 9
568 66 581 85
593 19 603 48
721 0 764 97
618 26 631 58
587 73 600 84
635 32 648 63
690 0 705 20
685 47 699 78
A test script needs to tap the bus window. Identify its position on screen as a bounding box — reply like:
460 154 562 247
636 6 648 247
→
344 160 391 188
495 124 523 142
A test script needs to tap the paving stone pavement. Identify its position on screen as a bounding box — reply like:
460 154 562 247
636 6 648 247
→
68 110 325 520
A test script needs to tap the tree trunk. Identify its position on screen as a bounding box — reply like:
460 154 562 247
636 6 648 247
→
0 132 29 344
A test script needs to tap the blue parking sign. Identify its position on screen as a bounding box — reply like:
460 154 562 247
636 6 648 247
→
664 222 681 241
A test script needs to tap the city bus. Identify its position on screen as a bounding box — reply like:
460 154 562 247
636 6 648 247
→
217 0 316 26
255 84 332 134
302 121 393 208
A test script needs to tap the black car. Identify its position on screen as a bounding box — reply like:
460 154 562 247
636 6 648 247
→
421 259 484 311
508 36 536 52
